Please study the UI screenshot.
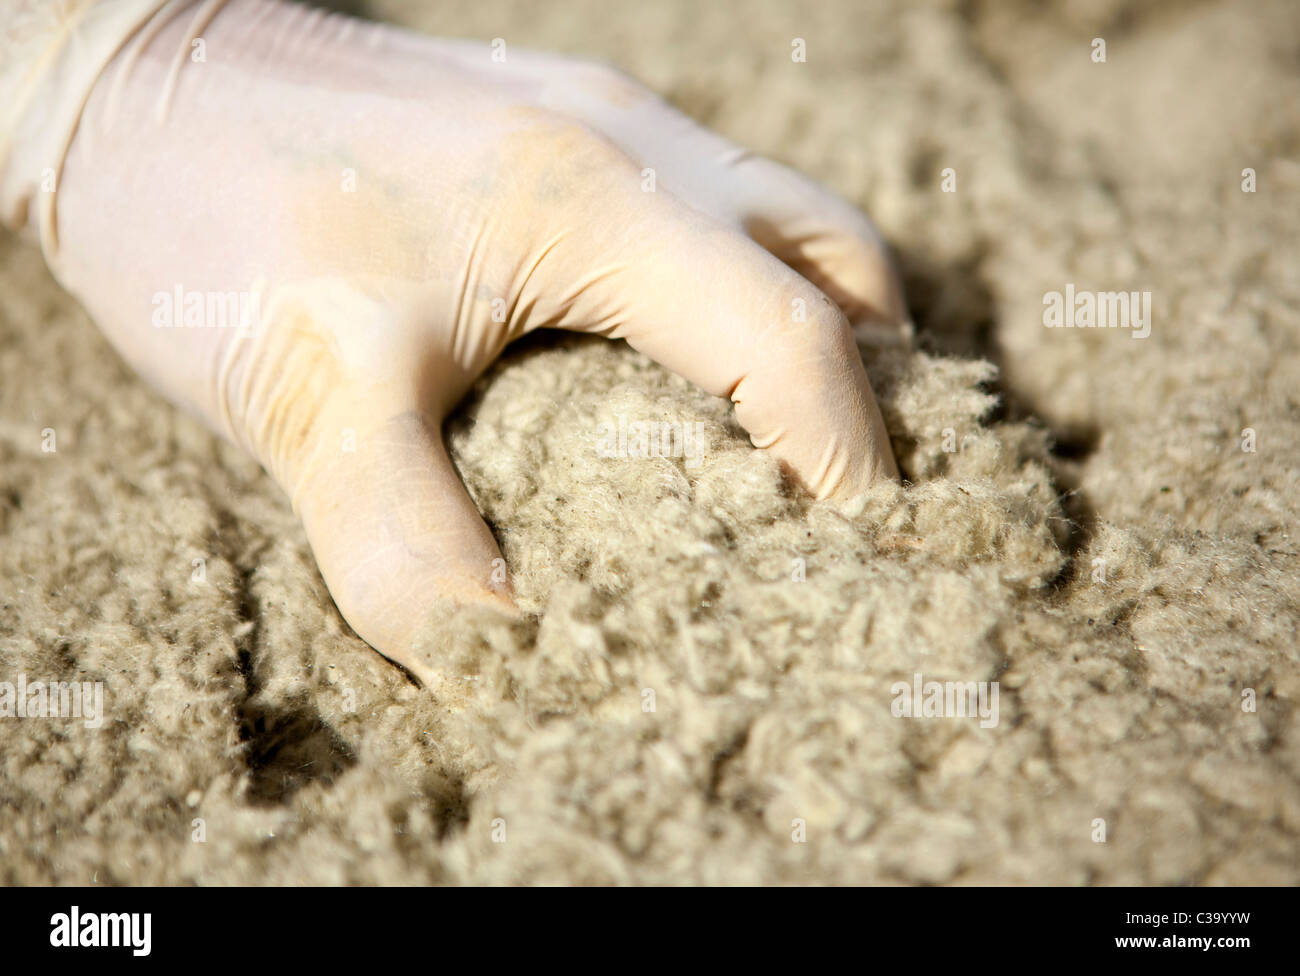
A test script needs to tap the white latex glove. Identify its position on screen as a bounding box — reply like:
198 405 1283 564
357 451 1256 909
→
1 0 904 682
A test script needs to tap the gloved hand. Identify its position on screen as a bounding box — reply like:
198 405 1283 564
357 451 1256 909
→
1 0 904 683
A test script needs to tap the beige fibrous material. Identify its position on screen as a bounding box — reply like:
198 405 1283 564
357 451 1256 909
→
1 0 1298 884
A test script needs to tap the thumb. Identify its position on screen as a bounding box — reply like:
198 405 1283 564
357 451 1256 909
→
236 282 516 684
295 410 516 680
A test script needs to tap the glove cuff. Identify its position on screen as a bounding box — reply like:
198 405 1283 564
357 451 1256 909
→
0 0 173 259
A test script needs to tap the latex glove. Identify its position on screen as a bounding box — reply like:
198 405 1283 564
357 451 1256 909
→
1 0 904 682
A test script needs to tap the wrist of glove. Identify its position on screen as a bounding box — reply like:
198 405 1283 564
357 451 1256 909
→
1 0 177 256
